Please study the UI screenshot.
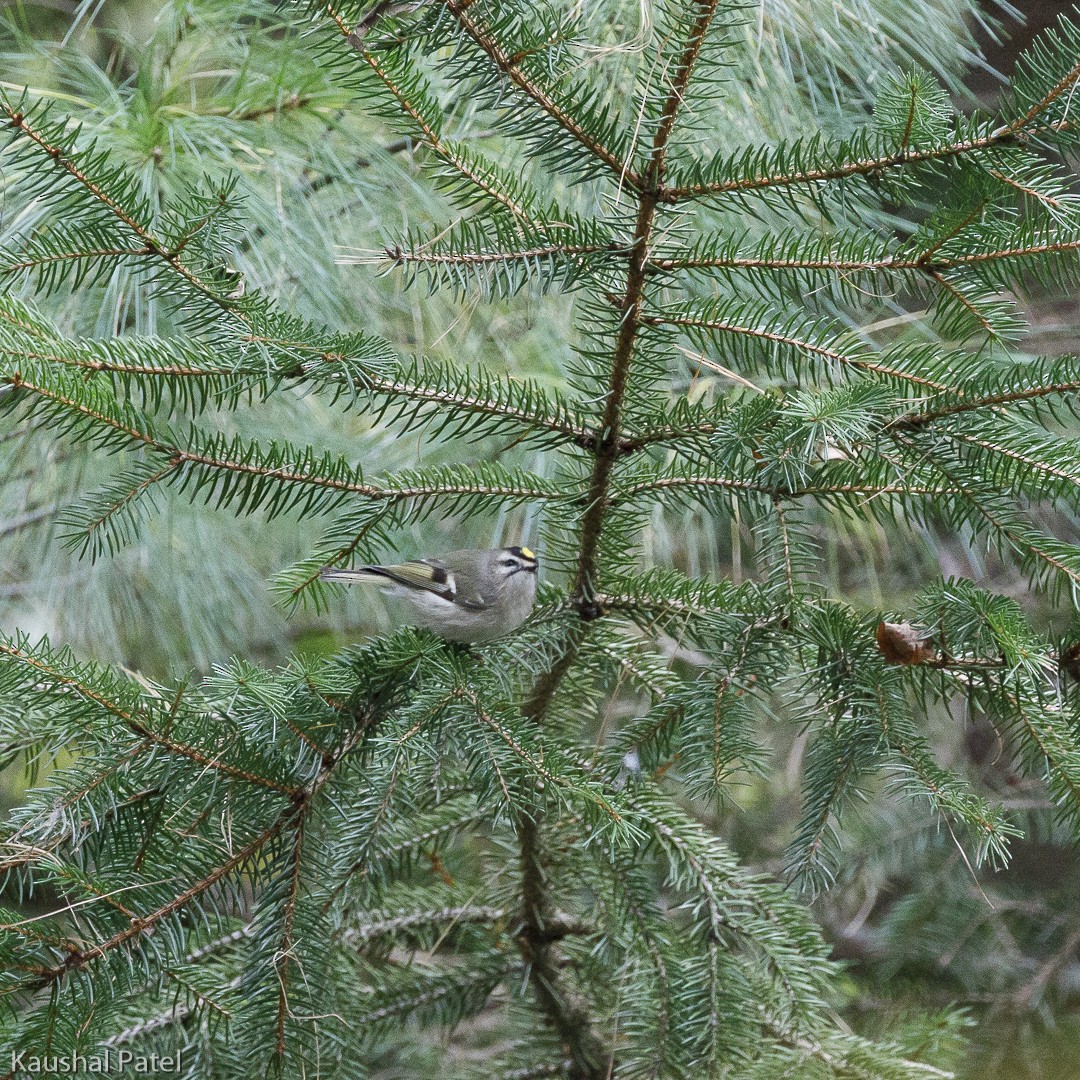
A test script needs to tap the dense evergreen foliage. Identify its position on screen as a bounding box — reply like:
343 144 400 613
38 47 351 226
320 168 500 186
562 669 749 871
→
2 0 1080 1076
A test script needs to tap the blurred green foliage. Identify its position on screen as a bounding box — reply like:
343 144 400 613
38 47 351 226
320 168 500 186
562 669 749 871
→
3 0 1080 1074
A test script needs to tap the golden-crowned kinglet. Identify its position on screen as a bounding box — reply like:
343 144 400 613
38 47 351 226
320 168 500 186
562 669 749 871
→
320 546 538 643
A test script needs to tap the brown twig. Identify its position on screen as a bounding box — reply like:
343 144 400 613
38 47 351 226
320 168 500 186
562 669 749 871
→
0 638 300 796
0 105 240 315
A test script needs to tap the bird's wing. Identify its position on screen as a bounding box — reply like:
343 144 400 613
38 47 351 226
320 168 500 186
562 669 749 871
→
362 559 457 601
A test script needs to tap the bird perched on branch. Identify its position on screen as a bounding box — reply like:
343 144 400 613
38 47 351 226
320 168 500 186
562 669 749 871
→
321 546 538 643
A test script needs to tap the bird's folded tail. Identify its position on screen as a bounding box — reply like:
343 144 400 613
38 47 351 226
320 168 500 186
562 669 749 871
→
319 567 388 586
320 561 457 601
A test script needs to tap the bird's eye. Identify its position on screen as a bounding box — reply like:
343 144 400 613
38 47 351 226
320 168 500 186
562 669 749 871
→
500 559 517 568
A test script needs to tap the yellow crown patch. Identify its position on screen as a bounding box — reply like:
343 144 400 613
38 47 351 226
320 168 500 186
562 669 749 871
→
519 547 535 561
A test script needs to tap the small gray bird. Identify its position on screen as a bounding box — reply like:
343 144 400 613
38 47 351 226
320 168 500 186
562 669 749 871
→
320 546 538 643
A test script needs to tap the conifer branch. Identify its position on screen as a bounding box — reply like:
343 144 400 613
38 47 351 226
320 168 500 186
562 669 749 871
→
988 168 1063 207
0 304 49 338
0 638 299 796
919 236 1080 269
941 429 1080 488
358 377 597 448
463 688 620 821
507 11 722 1074
918 456 1080 591
645 312 959 392
439 0 647 190
615 419 721 454
896 380 1080 428
351 957 518 1026
653 252 897 272
913 200 990 267
1004 56 1080 135
571 210 654 611
2 246 159 273
2 816 290 998
2 723 367 999
0 766 158 876
360 375 596 446
874 687 1011 848
171 448 552 503
182 925 255 964
0 104 241 315
5 376 559 549
1013 710 1080 812
655 231 1080 274
4 374 157 447
76 462 178 539
977 510 1080 588
652 1 721 167
659 117 1074 203
238 334 599 447
385 243 624 267
925 271 996 335
763 1013 956 1079
785 744 857 884
3 331 599 449
6 1 1080 1071
0 345 229 380
318 691 458 912
629 793 802 1007
103 974 243 1048
328 5 537 222
614 473 957 501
